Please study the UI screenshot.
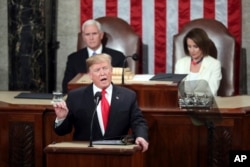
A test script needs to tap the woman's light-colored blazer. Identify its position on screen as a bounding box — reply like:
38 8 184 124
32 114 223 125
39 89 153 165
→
174 55 222 96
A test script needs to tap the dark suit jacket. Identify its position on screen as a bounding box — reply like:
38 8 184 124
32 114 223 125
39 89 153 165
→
62 47 126 93
54 84 148 141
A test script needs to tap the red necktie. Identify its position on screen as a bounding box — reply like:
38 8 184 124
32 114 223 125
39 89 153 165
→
101 89 110 130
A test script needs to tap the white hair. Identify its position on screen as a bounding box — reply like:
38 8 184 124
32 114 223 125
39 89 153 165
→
81 19 102 32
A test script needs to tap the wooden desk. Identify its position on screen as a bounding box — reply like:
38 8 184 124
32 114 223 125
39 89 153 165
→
68 73 179 108
1 91 250 167
44 142 143 167
0 103 48 167
0 91 71 167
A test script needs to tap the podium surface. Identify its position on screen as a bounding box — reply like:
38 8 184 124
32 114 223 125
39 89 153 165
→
44 142 143 167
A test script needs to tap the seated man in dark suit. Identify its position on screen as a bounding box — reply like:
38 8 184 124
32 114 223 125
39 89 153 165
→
62 19 126 93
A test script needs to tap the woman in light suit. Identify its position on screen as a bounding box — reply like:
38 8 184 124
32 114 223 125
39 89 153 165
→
175 28 222 96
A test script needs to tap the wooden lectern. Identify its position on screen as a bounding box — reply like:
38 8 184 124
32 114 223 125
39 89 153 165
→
44 142 143 167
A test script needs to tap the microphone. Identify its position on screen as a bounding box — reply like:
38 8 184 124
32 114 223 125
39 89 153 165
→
89 91 102 147
121 53 139 85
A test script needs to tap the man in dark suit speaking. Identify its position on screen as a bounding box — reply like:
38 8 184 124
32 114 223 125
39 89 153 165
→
53 53 149 152
62 19 126 93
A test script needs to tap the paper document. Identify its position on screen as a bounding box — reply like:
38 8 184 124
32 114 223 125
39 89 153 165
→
132 74 154 81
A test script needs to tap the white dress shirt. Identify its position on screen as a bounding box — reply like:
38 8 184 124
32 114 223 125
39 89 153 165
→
87 45 103 56
93 84 112 135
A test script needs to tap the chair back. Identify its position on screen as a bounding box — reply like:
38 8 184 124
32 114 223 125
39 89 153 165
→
173 18 236 96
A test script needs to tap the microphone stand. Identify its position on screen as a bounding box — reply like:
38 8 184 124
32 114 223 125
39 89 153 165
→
89 92 102 147
121 54 139 85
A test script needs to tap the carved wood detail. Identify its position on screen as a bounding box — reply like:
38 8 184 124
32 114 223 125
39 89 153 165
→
208 126 232 167
9 122 34 167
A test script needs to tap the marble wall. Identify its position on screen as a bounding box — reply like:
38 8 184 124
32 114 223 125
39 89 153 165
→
0 0 250 94
0 0 8 90
56 0 80 92
8 0 47 92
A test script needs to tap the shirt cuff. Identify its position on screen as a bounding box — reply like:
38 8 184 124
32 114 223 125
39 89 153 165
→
55 118 65 127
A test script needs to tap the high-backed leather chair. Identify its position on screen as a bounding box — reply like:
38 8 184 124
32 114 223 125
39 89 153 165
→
77 16 140 73
173 18 236 96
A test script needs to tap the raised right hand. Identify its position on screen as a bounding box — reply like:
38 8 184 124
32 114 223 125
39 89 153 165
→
53 101 69 119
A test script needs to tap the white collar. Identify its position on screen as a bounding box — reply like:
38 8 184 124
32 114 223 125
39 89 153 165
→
87 45 103 56
93 84 113 97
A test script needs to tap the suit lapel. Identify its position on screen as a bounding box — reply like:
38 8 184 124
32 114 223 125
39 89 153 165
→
81 47 90 58
198 56 209 76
